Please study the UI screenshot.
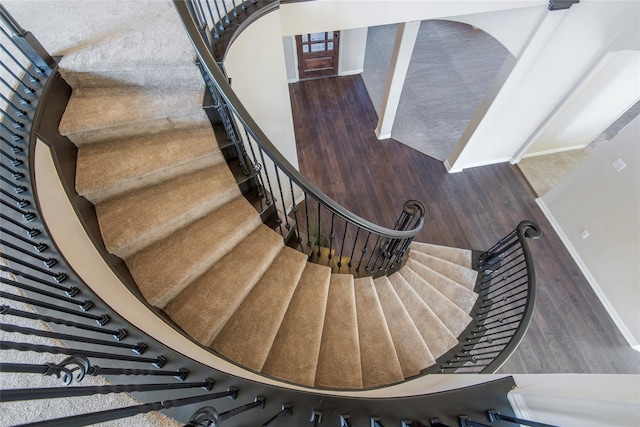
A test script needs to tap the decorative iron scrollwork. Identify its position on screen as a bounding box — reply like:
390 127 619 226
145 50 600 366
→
43 355 90 385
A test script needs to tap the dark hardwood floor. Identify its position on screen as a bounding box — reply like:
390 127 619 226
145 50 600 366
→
289 74 640 374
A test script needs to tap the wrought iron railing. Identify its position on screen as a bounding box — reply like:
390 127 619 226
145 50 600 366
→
439 221 542 373
1 3 542 425
175 0 425 279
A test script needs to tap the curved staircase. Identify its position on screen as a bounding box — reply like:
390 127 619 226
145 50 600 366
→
59 84 479 390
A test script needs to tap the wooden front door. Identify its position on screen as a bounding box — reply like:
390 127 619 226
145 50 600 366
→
295 31 340 80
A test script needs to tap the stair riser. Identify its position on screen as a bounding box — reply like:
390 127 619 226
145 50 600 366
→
61 68 204 89
64 114 209 146
79 154 223 204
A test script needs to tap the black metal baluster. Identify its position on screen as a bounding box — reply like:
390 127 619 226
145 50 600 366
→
260 403 292 426
338 222 348 268
0 240 55 267
0 76 31 105
1 187 30 207
341 414 352 427
18 387 235 427
258 148 282 235
220 0 231 24
0 278 91 310
0 291 108 324
1 148 24 167
0 265 76 295
0 43 39 83
0 323 144 353
218 396 265 421
487 410 558 427
244 128 267 203
1 162 26 181
365 235 382 272
0 6 52 71
0 355 90 385
230 0 239 17
0 60 35 94
1 135 25 154
327 212 335 260
371 416 385 427
1 109 25 128
210 0 226 31
88 366 188 380
1 341 167 367
1 121 24 141
0 253 66 282
459 417 492 427
0 213 39 235
289 178 301 243
356 232 372 273
310 409 322 426
0 92 28 117
316 202 322 257
274 164 291 231
0 227 45 251
2 379 215 402
304 193 311 252
0 305 126 339
348 227 360 268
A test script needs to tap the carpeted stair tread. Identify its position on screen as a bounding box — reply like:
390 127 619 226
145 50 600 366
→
410 241 473 268
163 224 284 346
96 164 239 259
315 274 363 389
211 247 308 371
409 249 478 290
406 257 478 314
399 266 472 338
76 125 223 204
59 86 206 145
373 276 435 378
354 276 404 388
126 196 261 308
388 272 458 359
261 262 331 387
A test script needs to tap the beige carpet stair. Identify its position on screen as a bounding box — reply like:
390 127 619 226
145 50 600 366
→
59 86 207 145
354 277 404 387
61 78 483 391
315 274 363 389
126 196 263 308
211 246 308 371
76 125 223 204
261 262 331 386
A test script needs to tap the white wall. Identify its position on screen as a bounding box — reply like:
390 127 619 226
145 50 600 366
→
279 1 545 36
224 10 300 171
510 375 640 427
338 27 368 76
447 1 640 171
282 35 298 82
524 50 640 156
538 116 640 348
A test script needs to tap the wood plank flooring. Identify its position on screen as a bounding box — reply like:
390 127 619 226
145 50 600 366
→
289 74 640 374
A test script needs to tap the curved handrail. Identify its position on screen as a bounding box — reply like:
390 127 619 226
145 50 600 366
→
480 220 541 372
437 220 542 373
173 0 424 243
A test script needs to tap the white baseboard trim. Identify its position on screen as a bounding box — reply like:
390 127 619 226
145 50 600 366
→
374 128 391 140
521 144 588 159
446 156 513 172
287 78 299 84
507 390 533 421
338 69 364 77
536 197 639 350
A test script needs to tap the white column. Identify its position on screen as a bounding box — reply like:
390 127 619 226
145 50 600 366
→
374 21 420 140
